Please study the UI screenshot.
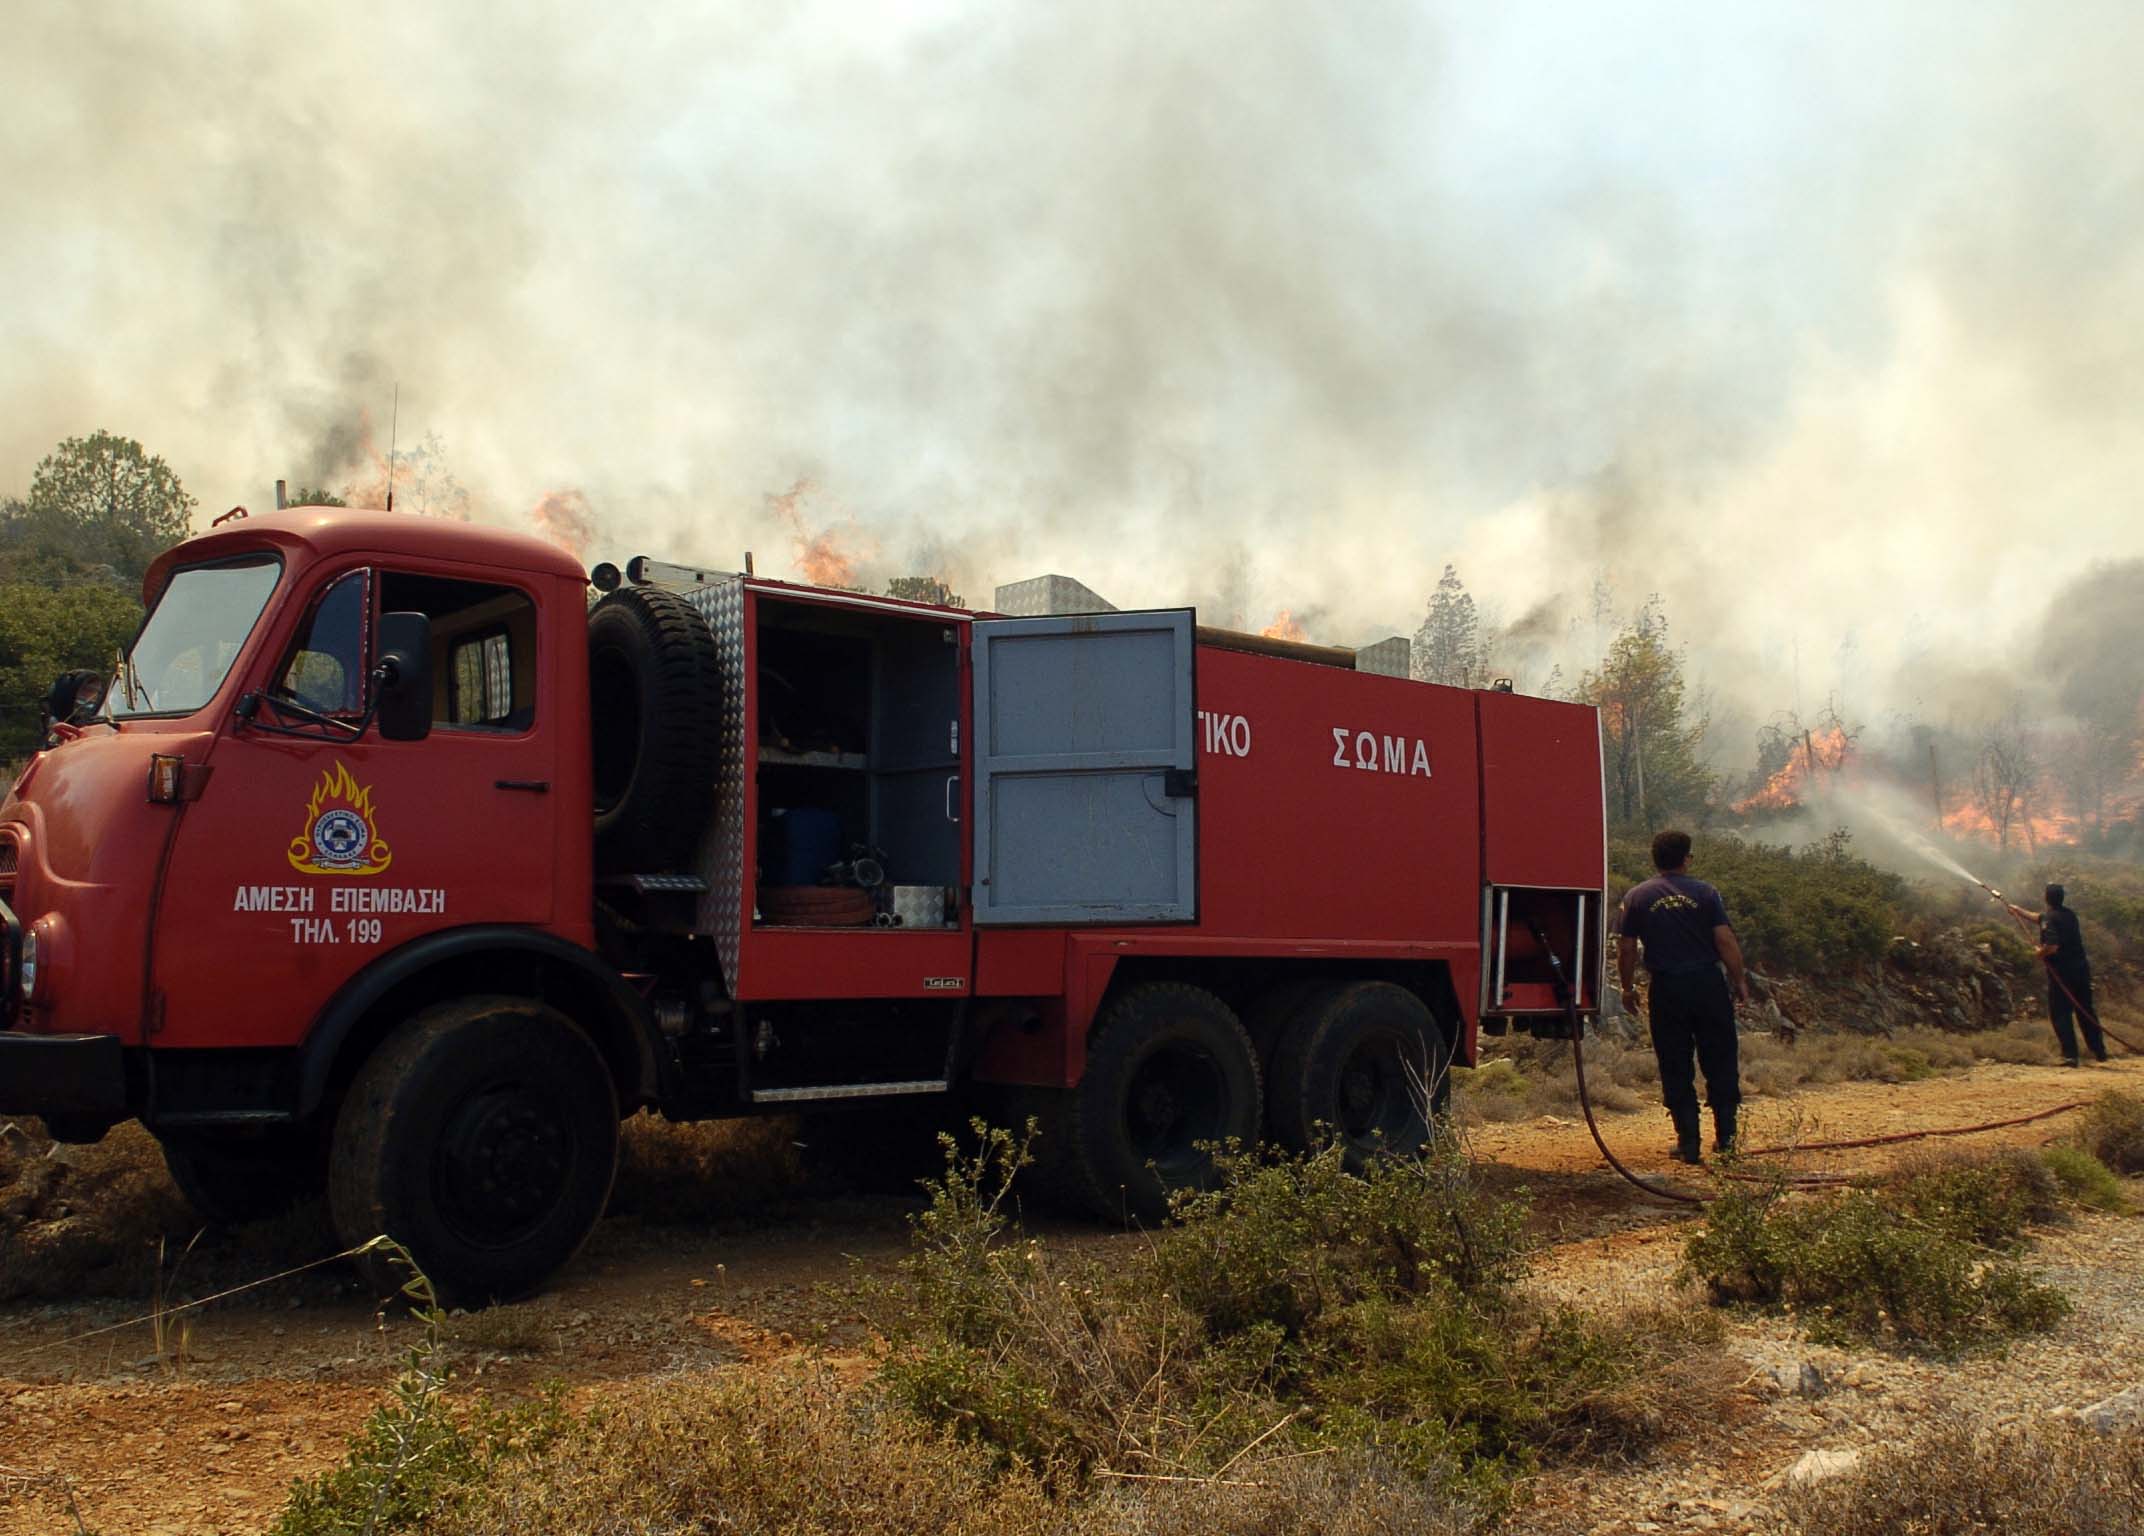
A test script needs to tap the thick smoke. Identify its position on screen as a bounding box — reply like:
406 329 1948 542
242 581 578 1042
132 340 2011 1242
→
4 3 2144 775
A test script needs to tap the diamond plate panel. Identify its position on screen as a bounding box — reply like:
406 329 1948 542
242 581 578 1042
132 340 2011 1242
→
684 577 748 989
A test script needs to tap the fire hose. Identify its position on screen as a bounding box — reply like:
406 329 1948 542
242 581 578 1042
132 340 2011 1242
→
1531 920 2100 1207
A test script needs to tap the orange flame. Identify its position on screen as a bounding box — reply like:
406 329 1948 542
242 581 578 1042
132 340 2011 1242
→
1260 609 1307 642
767 477 865 588
530 488 596 560
1940 791 2085 852
1733 726 1852 814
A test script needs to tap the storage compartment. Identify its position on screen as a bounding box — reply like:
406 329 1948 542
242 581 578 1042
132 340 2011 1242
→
752 598 961 928
1481 886 1601 1020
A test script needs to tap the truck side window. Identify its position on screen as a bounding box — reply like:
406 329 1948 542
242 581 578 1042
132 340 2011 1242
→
378 572 537 732
449 628 513 725
272 569 371 716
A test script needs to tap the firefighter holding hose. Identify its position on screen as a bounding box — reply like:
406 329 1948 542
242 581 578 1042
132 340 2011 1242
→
2009 885 2109 1067
1616 829 1751 1164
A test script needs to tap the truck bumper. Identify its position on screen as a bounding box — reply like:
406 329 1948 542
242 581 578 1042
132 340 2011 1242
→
0 1031 127 1120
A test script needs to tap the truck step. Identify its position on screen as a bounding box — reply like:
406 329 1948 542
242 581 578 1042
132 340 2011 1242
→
748 1079 949 1105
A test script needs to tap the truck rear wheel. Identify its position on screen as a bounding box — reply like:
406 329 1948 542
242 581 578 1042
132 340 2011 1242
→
1266 981 1446 1165
588 586 722 875
160 1129 323 1227
1055 982 1259 1226
329 996 620 1308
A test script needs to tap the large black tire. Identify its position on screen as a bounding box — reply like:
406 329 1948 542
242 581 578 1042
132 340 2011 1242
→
1052 983 1260 1226
1266 981 1448 1165
329 996 620 1308
160 1128 323 1227
588 587 723 875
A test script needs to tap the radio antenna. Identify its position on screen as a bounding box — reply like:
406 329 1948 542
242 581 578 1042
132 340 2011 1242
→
385 383 400 512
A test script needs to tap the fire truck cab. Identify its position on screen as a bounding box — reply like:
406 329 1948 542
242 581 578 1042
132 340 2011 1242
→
0 509 1605 1304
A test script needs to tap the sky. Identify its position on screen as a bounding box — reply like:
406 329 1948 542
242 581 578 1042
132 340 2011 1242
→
4 1 2142 769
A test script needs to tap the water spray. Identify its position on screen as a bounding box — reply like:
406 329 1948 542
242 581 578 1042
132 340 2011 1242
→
1850 800 2136 1055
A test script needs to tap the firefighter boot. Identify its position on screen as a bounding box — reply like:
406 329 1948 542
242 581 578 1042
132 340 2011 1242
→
1713 1104 1737 1156
1669 1106 1704 1165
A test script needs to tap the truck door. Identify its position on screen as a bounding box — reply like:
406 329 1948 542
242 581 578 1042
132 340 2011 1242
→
150 562 558 1053
970 610 1198 925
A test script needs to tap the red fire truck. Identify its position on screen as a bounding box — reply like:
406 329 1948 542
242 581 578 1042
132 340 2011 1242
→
0 509 1604 1302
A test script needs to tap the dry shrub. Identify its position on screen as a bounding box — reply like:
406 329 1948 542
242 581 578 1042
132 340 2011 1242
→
2076 1090 2144 1175
1784 1417 2144 1536
607 1111 805 1224
1460 1037 1648 1123
446 1302 556 1357
427 1366 1485 1536
0 1121 193 1300
1075 1452 1481 1536
432 1368 1059 1536
1972 1015 2071 1064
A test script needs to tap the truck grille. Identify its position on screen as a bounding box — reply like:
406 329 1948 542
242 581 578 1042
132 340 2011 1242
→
0 828 17 906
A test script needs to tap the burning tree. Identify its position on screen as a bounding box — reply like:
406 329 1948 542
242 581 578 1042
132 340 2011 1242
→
1969 705 2040 852
1578 599 1714 829
1735 703 1857 815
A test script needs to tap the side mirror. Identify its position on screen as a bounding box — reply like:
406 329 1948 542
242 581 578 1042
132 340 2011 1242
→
375 611 434 742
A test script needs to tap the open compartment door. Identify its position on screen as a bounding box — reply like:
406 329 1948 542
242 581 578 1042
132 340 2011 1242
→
971 610 1198 925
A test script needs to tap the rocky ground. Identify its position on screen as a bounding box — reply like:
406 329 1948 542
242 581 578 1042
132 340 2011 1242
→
0 1052 2138 1535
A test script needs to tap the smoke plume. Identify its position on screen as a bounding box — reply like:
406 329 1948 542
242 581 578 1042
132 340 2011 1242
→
5 2 2143 783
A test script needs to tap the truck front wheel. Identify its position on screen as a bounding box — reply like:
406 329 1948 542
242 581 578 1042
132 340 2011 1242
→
1266 981 1447 1165
329 996 620 1308
1054 982 1260 1226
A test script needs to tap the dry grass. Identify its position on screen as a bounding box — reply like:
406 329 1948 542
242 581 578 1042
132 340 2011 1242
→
1784 1416 2144 1535
445 1302 557 1358
1460 1017 2057 1126
606 1111 807 1224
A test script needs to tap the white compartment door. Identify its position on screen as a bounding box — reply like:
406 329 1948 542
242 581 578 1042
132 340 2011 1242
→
970 611 1198 925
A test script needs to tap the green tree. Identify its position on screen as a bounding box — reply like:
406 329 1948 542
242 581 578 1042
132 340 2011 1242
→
0 581 143 758
1579 598 1714 829
287 486 347 507
1413 564 1484 688
26 431 196 583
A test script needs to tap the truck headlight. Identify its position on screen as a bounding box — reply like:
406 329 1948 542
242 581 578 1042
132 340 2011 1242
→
17 929 35 1001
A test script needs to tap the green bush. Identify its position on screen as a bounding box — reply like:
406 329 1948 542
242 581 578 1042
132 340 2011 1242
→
872 1123 1723 1505
1682 1156 2071 1352
2040 1146 2127 1212
274 1251 560 1536
1610 831 1914 973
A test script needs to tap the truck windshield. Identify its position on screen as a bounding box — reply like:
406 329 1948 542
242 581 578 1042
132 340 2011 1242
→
112 556 284 717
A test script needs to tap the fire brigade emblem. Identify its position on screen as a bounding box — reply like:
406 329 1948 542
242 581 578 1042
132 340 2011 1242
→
287 761 393 876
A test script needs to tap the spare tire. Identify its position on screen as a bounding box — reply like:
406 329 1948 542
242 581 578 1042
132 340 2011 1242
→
588 587 722 874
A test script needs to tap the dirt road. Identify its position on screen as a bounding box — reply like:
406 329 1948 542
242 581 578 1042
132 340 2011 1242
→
1 1054 2137 1535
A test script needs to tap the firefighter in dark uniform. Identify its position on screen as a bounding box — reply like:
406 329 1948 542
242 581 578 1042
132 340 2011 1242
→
1616 829 1751 1163
2009 885 2107 1066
